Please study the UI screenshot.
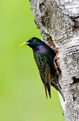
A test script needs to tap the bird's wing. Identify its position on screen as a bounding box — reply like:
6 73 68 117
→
34 53 51 98
44 63 51 97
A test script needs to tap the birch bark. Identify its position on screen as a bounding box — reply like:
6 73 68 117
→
29 0 79 120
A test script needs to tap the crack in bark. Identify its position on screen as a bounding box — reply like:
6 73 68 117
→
69 16 79 30
46 33 58 53
72 77 79 85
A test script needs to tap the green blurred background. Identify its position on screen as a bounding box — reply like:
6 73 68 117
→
0 0 64 121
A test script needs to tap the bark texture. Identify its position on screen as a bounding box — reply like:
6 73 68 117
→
29 0 79 121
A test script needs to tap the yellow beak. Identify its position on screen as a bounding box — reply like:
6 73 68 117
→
21 42 27 46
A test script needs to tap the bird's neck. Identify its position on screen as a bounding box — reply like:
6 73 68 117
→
34 45 46 53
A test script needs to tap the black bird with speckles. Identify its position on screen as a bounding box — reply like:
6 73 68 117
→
21 37 64 100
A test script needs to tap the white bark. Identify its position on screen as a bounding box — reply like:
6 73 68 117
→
29 0 79 121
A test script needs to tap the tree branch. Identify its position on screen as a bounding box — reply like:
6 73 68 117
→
29 0 79 120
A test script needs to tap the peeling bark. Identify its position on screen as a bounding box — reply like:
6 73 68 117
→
29 0 79 120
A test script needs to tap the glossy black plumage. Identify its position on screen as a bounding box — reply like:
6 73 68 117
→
22 37 64 100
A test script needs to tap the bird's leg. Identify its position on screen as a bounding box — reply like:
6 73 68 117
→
53 55 59 73
53 50 61 74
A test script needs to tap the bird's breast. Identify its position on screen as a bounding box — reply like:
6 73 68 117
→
33 52 46 72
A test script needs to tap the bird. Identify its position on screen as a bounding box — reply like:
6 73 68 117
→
21 37 64 100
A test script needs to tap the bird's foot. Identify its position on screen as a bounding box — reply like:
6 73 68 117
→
53 55 59 73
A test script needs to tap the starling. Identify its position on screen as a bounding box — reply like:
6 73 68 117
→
21 37 64 100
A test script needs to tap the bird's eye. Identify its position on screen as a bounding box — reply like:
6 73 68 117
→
30 39 33 42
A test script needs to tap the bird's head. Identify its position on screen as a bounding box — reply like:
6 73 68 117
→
21 37 45 50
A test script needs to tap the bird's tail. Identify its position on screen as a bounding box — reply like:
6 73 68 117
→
44 83 51 98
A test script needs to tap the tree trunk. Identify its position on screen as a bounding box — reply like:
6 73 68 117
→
29 0 79 120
